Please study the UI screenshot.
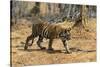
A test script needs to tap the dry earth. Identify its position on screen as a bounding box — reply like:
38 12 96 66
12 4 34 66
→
11 18 96 67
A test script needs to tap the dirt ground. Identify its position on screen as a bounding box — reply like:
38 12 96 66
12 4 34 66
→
11 18 96 67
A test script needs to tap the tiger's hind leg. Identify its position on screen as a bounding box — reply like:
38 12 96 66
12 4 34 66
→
28 38 34 46
24 34 34 50
37 35 46 50
47 39 54 52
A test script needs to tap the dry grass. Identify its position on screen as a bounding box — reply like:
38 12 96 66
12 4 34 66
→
11 18 96 67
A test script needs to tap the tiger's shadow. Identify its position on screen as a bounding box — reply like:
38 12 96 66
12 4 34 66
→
18 48 62 53
17 47 96 54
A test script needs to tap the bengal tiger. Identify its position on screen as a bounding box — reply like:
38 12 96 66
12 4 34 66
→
24 22 71 54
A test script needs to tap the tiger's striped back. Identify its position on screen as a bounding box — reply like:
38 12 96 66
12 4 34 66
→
32 22 49 37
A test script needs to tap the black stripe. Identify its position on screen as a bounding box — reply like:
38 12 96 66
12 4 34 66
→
42 25 49 38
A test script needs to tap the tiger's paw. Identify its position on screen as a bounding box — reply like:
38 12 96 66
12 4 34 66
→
41 47 46 50
24 47 28 50
48 48 54 51
47 48 54 53
24 45 28 50
65 51 72 54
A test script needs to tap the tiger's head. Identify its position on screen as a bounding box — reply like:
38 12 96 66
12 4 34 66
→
59 27 71 40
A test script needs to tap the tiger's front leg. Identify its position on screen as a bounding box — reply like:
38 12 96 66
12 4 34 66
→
62 39 71 54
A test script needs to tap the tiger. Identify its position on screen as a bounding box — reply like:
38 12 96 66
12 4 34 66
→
24 21 71 54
